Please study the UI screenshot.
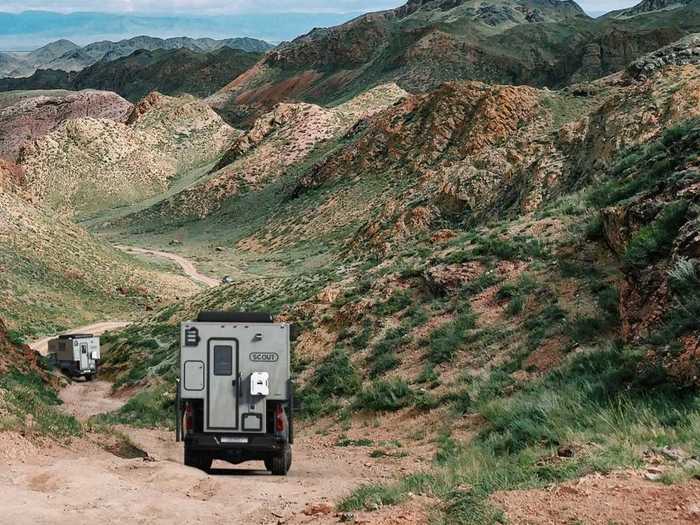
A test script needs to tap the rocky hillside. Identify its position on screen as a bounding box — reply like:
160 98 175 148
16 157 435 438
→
0 159 197 339
17 92 236 216
121 83 408 223
0 89 132 161
99 33 700 523
208 0 700 127
609 0 695 18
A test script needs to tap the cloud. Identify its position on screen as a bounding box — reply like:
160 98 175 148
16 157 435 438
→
0 0 642 15
1 0 403 14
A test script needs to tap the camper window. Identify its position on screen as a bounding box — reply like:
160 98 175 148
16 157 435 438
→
213 346 233 376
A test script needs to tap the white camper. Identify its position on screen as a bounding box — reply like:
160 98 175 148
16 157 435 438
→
176 312 294 475
48 334 101 380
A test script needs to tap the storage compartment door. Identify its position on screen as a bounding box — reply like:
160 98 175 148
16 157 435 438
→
207 340 239 431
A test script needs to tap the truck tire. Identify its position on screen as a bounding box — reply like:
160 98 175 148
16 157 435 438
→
184 444 212 472
270 444 292 476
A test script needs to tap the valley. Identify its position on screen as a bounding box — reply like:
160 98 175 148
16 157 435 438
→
1 1 700 524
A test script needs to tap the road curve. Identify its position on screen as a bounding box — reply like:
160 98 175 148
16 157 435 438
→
30 321 132 356
117 246 219 288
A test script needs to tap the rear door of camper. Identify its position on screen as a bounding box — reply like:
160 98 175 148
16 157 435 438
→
78 342 90 370
207 338 239 430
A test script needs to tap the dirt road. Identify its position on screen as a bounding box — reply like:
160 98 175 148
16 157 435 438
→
118 246 219 288
29 321 131 356
0 375 397 525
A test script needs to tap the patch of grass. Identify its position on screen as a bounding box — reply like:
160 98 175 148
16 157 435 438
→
0 369 81 438
94 383 175 429
369 327 410 378
337 436 374 447
473 235 548 261
496 274 537 317
348 342 700 524
374 290 413 316
622 200 689 270
300 348 362 418
355 379 414 412
425 306 477 364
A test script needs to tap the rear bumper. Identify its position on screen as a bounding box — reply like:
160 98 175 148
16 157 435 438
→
185 433 287 454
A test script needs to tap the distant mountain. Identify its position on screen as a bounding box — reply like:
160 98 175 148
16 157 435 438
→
0 11 361 50
0 35 272 78
0 46 264 103
208 0 700 126
26 39 79 64
607 0 695 18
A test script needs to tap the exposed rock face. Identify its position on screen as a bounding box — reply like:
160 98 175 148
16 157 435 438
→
611 0 693 18
0 90 133 161
628 33 700 78
0 160 25 193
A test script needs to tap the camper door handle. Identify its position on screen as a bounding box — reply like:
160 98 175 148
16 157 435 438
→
235 373 242 398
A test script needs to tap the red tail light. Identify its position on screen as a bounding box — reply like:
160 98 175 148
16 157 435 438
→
185 403 194 432
275 404 285 433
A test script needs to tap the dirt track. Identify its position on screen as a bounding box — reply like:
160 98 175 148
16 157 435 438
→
0 376 393 525
29 321 131 356
118 245 220 288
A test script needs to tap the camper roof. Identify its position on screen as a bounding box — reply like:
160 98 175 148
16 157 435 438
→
58 334 94 340
196 311 274 323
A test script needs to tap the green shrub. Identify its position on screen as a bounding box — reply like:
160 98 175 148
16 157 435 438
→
356 379 414 411
337 436 374 447
375 291 413 316
310 348 362 398
298 348 362 419
370 327 409 378
426 306 477 364
623 200 689 270
473 235 547 261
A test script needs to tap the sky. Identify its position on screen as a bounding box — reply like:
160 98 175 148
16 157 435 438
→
0 1 641 15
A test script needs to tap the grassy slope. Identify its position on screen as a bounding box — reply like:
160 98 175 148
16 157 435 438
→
0 188 197 339
96 80 700 522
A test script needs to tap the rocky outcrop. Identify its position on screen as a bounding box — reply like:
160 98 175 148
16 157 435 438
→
628 33 700 78
0 160 25 193
610 0 693 18
0 89 133 161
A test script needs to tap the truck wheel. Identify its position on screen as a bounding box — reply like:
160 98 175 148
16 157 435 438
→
270 444 291 476
185 445 212 472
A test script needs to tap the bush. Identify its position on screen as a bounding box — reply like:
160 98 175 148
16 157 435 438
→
370 327 409 378
356 379 414 412
309 348 362 398
426 306 477 364
623 200 689 270
375 291 413 316
473 235 547 261
94 384 174 429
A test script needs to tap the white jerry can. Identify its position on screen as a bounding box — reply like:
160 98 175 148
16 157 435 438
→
250 372 270 396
